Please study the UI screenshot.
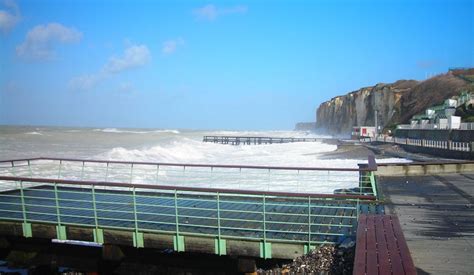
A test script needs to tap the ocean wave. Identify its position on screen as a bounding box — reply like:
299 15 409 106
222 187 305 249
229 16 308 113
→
24 131 43 135
92 128 180 134
96 137 345 167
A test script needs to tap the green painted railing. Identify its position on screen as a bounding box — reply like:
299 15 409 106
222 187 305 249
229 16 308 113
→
0 157 379 259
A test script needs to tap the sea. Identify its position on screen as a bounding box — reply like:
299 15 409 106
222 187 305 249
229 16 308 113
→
0 125 411 273
0 125 408 194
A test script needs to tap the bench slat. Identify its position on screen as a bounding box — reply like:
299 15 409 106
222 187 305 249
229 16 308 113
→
366 215 378 275
354 215 367 274
354 214 416 275
382 215 405 275
390 215 417 275
375 216 391 275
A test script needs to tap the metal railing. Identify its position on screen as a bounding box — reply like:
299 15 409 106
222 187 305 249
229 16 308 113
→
0 157 378 258
374 137 472 152
397 122 474 131
202 136 321 145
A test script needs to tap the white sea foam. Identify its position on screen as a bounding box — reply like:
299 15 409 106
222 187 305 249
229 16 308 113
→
25 131 43 135
97 137 340 166
97 136 409 168
93 128 180 134
93 134 411 193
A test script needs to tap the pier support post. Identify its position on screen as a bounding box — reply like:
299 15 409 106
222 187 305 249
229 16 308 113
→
304 244 316 254
56 225 67 240
93 228 104 244
22 223 32 238
173 235 185 252
214 238 226 255
133 232 144 248
259 241 272 259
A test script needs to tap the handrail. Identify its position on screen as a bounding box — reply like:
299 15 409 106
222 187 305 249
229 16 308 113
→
0 156 378 172
203 135 320 140
0 176 376 201
377 159 474 166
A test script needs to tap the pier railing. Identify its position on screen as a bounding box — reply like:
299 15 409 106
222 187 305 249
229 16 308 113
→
202 136 321 145
374 136 473 152
0 157 378 259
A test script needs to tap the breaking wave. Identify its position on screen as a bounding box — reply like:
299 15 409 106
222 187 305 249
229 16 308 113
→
24 131 43 135
93 128 180 134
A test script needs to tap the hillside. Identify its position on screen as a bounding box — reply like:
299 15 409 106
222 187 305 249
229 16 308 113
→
316 72 473 135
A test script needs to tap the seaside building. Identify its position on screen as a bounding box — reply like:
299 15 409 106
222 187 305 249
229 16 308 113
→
398 91 473 130
351 126 376 139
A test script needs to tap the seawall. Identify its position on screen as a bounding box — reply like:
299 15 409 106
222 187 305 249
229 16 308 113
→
376 161 474 176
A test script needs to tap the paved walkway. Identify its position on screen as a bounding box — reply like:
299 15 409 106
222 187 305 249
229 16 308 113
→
378 173 474 275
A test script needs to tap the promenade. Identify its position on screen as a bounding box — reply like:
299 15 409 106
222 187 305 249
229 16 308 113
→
378 173 474 274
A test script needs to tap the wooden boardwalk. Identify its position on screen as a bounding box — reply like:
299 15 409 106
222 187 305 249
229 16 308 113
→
378 173 474 274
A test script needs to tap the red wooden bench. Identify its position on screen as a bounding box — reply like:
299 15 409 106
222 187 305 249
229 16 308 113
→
354 214 416 275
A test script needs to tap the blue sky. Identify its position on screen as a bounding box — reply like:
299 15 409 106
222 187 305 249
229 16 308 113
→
1 0 473 130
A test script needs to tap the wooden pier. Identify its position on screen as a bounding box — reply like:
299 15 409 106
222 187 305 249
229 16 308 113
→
202 136 321 145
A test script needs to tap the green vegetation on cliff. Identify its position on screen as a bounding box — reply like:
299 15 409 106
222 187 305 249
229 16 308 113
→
316 69 474 135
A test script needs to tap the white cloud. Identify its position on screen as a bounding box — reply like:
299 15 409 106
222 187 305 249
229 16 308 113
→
16 23 82 60
70 44 151 91
193 4 247 21
0 0 20 33
162 38 184 55
103 44 151 73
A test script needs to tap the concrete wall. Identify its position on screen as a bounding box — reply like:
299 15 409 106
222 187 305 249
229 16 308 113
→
376 161 474 176
400 144 474 160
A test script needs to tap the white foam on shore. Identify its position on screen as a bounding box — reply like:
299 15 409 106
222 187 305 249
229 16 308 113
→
97 135 410 168
97 137 341 167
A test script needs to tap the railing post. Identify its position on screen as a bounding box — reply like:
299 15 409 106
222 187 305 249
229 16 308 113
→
215 192 226 255
57 160 63 179
92 185 103 243
19 180 32 237
54 183 67 240
304 196 314 254
132 187 144 248
155 165 160 184
356 199 360 220
80 161 85 181
129 163 134 183
173 190 184 252
370 172 377 198
260 194 271 259
105 162 109 182
27 160 33 178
